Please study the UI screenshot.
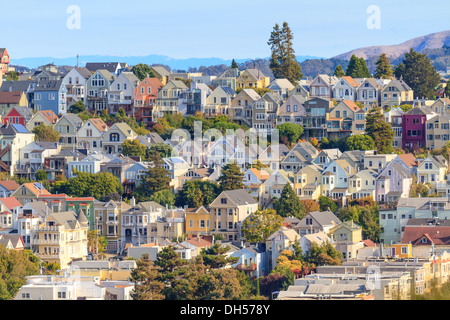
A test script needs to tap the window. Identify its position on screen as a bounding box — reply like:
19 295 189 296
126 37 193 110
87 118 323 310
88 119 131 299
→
58 292 66 299
221 198 227 204
22 293 30 299
189 220 193 228
401 247 408 254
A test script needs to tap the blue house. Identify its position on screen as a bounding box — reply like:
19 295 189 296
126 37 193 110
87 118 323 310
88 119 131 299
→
33 79 67 115
231 243 268 278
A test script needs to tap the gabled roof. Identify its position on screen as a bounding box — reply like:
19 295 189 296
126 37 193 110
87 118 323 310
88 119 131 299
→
0 80 36 93
0 91 25 104
340 100 360 112
243 68 266 81
306 210 341 227
402 227 450 245
384 79 412 92
0 180 20 192
34 79 64 92
213 189 258 206
37 110 59 124
71 67 93 80
241 89 261 101
267 226 299 242
0 196 22 211
22 183 51 196
341 76 359 88
151 66 170 77
88 118 108 132
303 231 331 246
85 62 127 74
397 154 417 168
56 113 84 129
8 106 33 121
269 79 294 90
248 168 270 181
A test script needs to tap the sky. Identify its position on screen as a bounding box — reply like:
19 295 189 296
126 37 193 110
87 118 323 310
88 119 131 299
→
4 0 450 60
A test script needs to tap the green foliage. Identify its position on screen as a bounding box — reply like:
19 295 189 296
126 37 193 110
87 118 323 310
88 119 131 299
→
32 123 60 142
365 107 394 154
52 171 123 199
318 196 337 213
150 189 176 208
276 122 304 146
346 134 375 151
273 184 305 219
122 139 147 159
320 136 349 152
6 71 19 81
131 63 155 81
241 209 284 243
394 48 441 99
334 64 345 77
305 241 343 266
69 100 85 114
139 156 172 197
410 182 429 198
35 169 47 181
231 59 239 69
129 254 165 300
374 53 393 79
175 180 221 208
148 143 174 159
346 55 370 78
336 203 382 242
0 245 40 300
217 162 244 191
200 243 239 269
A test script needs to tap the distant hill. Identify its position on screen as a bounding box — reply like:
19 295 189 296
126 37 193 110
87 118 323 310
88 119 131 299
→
333 30 450 61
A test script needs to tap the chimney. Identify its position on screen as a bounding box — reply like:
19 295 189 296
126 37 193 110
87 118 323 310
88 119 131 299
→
130 197 136 207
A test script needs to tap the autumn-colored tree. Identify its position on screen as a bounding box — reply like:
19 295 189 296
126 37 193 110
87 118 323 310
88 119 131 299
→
300 199 320 213
32 123 60 142
241 209 283 243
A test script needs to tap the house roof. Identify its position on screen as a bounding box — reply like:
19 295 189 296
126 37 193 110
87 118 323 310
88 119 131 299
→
34 79 64 92
248 168 270 181
341 100 360 112
307 210 342 227
0 80 36 93
267 226 299 242
216 189 258 206
341 76 359 88
397 154 417 168
37 110 59 124
245 68 266 80
89 118 108 132
72 67 93 79
57 113 84 129
0 196 22 210
151 66 170 77
8 106 33 121
47 211 81 230
402 226 450 245
303 231 330 246
85 62 127 74
0 180 20 191
269 79 294 90
0 91 25 104
22 183 50 196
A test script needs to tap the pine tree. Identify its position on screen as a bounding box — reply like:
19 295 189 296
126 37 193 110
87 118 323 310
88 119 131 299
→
273 183 305 219
334 65 345 77
365 107 394 154
217 162 244 191
231 59 239 69
268 23 283 79
395 48 441 99
374 53 393 79
346 55 370 78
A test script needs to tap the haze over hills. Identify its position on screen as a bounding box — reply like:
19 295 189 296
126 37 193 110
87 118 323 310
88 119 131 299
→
333 30 450 60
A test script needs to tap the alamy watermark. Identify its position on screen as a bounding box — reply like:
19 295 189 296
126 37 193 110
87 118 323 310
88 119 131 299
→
66 5 81 30
366 5 381 30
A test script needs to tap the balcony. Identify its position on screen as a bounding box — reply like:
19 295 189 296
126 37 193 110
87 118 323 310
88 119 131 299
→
32 239 60 245
236 263 257 271
35 226 61 232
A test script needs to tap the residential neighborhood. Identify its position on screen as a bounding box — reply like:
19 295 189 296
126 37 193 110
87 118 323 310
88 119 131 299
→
3 7 450 303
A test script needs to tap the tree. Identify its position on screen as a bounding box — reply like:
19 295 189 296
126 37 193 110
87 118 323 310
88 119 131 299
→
6 71 19 81
217 162 244 191
374 53 393 79
200 243 239 269
276 123 304 146
273 183 305 219
346 134 375 151
231 59 239 69
140 158 172 196
87 230 108 253
268 22 303 83
150 189 176 208
175 180 221 208
365 107 394 154
129 254 165 300
394 48 441 99
299 199 320 213
35 169 47 181
122 139 147 159
131 63 155 81
147 143 174 159
318 196 337 212
241 209 284 243
32 124 60 142
334 65 345 77
306 242 343 266
336 203 382 242
69 100 85 114
444 79 450 98
346 55 370 78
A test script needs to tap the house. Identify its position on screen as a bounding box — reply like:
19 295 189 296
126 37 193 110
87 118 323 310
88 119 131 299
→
16 141 60 180
133 77 163 126
426 113 450 149
108 71 140 115
236 69 270 90
260 169 294 208
102 155 137 184
153 80 188 121
85 69 116 114
277 95 306 126
309 74 338 99
123 161 149 193
280 141 319 173
162 157 191 192
33 79 67 115
288 83 310 99
62 67 92 106
251 93 283 134
11 182 50 205
401 218 450 248
0 123 35 176
258 144 290 171
295 210 341 236
321 159 356 201
338 150 376 172
294 164 323 200
0 91 29 116
229 88 261 127
416 155 448 190
54 113 84 149
266 226 300 270
232 243 268 278
385 107 403 148
17 202 48 248
147 207 186 244
178 167 215 190
178 81 212 115
185 206 211 236
214 68 239 91
76 118 108 153
0 80 37 110
329 220 363 260
67 153 108 178
327 100 362 140
209 189 258 242
43 149 86 181
0 180 20 197
204 86 236 117
150 66 171 85
85 62 128 76
402 107 436 150
363 153 397 172
381 79 414 110
356 78 383 108
25 110 59 132
348 169 378 200
101 122 137 155
302 97 334 140
0 234 24 251
311 148 341 168
0 48 10 75
430 97 450 115
299 231 331 256
332 76 360 101
31 211 89 269
267 79 294 99
2 106 33 126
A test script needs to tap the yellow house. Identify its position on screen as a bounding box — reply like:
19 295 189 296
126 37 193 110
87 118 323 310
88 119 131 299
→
330 220 364 260
31 211 89 269
236 69 270 90
185 206 211 236
294 164 322 201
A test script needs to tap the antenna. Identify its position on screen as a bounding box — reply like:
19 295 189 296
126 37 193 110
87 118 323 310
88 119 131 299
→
76 54 79 68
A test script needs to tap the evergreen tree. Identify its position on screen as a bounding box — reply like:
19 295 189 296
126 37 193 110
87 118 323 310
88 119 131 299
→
268 23 283 79
394 48 441 99
231 59 239 69
334 65 345 77
130 254 165 300
374 53 393 79
346 55 370 78
273 183 304 219
365 107 395 154
217 162 244 191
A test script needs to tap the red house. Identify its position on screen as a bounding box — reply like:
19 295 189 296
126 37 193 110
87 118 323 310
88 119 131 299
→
2 106 34 126
402 107 435 150
133 77 163 126
0 48 10 75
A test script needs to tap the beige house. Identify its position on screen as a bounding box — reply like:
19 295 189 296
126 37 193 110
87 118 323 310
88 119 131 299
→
294 164 323 200
363 154 397 172
266 226 300 269
348 169 377 200
381 79 414 110
425 114 450 149
329 220 364 260
430 97 450 115
288 83 310 99
251 93 282 134
236 69 270 90
53 114 84 150
25 110 59 132
295 210 341 237
76 118 109 153
101 122 137 155
277 95 306 125
416 155 448 190
209 189 258 242
327 100 362 140
153 80 188 121
204 86 236 117
31 211 89 269
11 183 51 205
229 88 261 126
309 74 338 99
147 208 186 244
356 78 383 108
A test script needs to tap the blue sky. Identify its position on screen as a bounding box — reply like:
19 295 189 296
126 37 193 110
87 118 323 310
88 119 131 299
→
4 0 450 60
